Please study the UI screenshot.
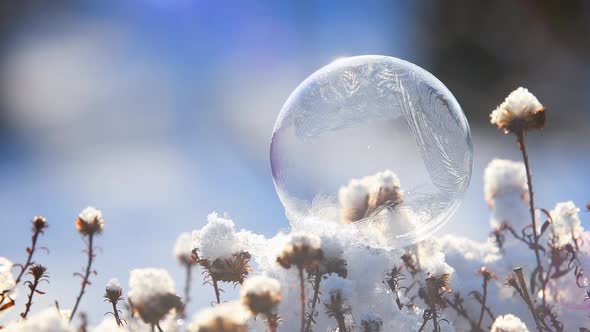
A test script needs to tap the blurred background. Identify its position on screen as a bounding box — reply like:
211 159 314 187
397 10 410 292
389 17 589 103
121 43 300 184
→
1 0 589 325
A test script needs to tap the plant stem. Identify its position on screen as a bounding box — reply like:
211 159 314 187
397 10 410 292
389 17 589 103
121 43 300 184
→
335 312 348 332
70 233 94 322
298 267 305 332
14 228 41 286
477 277 489 329
304 268 322 332
517 132 546 306
111 301 123 327
212 276 221 304
266 313 279 332
20 277 40 319
513 267 543 332
183 264 193 314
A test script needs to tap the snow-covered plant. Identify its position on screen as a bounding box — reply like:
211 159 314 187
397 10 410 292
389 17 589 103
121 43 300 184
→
128 268 182 331
187 301 249 332
240 275 281 332
191 213 251 304
2 86 590 332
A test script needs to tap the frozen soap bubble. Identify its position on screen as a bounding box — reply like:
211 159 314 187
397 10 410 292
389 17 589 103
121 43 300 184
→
270 55 473 247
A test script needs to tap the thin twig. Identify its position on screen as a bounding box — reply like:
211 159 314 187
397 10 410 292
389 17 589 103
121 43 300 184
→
513 267 543 332
517 132 546 306
70 233 95 321
298 267 305 332
14 226 43 286
183 264 193 314
304 268 322 332
212 277 221 304
477 276 490 329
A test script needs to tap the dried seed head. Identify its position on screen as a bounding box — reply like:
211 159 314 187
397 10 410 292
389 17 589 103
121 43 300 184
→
188 301 250 332
208 251 251 285
339 170 403 224
174 232 196 266
476 267 495 281
360 312 383 332
504 273 521 294
240 275 281 316
76 206 105 236
32 216 48 233
104 278 123 303
277 233 323 270
424 273 451 308
128 268 178 324
312 236 347 278
490 87 545 134
490 314 529 332
131 293 183 326
29 264 47 281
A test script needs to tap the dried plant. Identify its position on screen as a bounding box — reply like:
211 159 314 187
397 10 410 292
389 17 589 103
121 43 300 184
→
20 264 49 319
103 278 125 327
70 207 104 322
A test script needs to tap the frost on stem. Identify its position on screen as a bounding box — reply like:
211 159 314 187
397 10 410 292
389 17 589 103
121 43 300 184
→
490 87 545 135
187 301 250 332
490 314 529 332
192 213 251 304
128 268 183 330
240 275 281 332
338 170 403 224
3 307 73 332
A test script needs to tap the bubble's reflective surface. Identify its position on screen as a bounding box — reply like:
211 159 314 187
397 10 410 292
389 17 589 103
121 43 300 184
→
271 55 472 247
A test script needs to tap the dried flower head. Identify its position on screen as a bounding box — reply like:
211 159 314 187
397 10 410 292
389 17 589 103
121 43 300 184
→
490 87 545 134
240 275 281 316
476 266 495 282
104 278 123 303
550 201 582 248
277 233 323 270
322 273 353 306
174 232 196 266
76 206 105 235
360 312 383 332
490 314 529 332
3 307 73 332
187 301 250 332
312 236 347 278
207 251 251 285
484 159 528 206
29 264 47 281
424 273 452 308
339 170 403 223
32 216 48 233
128 268 182 326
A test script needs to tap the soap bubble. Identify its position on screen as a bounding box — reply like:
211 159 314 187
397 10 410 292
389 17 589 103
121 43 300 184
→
270 55 472 247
